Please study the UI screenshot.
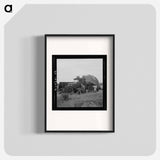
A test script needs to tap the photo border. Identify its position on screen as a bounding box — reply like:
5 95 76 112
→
52 55 107 110
45 34 115 132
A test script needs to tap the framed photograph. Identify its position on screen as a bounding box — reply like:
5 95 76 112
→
45 34 115 132
52 55 107 110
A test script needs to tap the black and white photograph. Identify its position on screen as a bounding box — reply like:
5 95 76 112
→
45 34 114 132
52 55 107 110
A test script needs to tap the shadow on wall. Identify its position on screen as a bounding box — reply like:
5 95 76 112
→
34 36 45 133
5 36 45 135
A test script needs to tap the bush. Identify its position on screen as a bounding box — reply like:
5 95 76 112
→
61 93 69 101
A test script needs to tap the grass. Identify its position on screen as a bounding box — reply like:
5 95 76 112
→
57 90 103 108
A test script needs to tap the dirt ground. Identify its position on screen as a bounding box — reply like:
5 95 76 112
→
57 90 103 108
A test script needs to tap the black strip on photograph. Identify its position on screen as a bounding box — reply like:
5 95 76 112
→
52 56 57 110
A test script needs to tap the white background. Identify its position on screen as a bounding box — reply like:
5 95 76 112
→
0 0 159 159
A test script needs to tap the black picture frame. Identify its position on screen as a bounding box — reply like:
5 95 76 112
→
52 55 107 110
45 34 115 132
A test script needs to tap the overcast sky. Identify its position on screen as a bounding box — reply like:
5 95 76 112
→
57 59 102 83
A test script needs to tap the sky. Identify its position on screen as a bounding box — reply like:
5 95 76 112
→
57 59 102 83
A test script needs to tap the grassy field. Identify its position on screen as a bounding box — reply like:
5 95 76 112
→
57 90 103 108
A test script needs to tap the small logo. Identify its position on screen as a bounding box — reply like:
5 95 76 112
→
4 4 12 13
